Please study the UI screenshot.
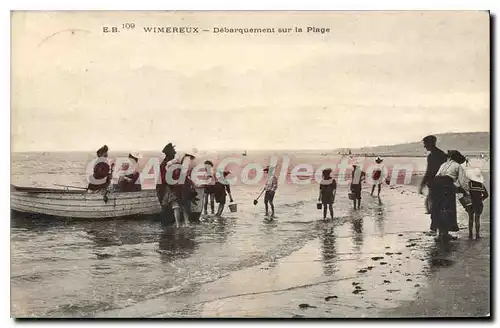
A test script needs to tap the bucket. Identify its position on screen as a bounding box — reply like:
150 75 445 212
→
316 202 322 210
228 203 238 213
348 192 356 200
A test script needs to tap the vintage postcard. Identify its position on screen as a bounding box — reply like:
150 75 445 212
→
10 11 490 318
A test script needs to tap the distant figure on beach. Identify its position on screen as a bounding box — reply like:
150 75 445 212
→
263 166 278 218
88 145 114 192
115 152 142 192
371 156 385 197
318 168 337 220
203 160 216 215
213 170 234 217
418 135 447 222
350 163 366 210
466 168 489 240
432 150 469 242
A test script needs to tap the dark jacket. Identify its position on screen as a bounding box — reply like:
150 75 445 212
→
422 147 447 188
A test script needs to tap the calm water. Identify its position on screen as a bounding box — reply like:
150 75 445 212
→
10 152 490 317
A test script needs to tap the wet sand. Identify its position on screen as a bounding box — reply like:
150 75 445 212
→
95 174 490 318
11 152 490 318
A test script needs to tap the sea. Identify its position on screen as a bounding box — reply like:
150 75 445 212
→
10 151 490 317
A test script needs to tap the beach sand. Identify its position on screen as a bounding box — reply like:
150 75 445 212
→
11 153 490 318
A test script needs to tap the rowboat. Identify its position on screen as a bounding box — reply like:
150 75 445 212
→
11 185 205 220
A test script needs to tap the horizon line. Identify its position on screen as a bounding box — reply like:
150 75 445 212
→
10 130 490 154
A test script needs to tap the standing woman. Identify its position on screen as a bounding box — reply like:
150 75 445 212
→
431 150 470 242
318 168 337 220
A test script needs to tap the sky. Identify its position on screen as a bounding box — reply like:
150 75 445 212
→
11 11 489 152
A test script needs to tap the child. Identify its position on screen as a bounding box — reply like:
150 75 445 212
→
318 168 337 220
350 164 366 210
466 168 489 239
263 166 278 218
203 160 216 215
213 170 234 217
371 156 384 197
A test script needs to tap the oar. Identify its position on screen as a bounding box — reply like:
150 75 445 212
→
253 188 266 205
53 184 88 190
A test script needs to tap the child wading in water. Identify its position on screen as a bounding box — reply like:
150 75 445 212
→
203 160 216 215
466 168 489 239
213 170 234 217
371 156 385 197
350 163 366 210
318 168 337 220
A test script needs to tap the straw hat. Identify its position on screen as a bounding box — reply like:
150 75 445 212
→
129 152 142 161
466 167 484 184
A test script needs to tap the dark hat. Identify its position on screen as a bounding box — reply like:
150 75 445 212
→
375 156 383 164
204 160 214 166
162 143 176 154
96 145 108 157
447 150 466 164
422 135 437 145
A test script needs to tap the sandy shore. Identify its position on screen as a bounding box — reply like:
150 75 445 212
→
94 174 490 318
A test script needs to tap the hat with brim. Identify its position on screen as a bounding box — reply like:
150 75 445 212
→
129 152 142 162
263 166 274 172
447 150 466 165
162 143 176 154
466 168 484 184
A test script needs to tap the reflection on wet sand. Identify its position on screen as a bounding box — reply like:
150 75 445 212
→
351 216 364 253
373 198 386 235
157 227 198 263
320 228 337 276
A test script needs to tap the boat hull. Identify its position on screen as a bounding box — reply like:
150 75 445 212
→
11 187 205 220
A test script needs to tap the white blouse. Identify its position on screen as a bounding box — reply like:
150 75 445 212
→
436 159 470 193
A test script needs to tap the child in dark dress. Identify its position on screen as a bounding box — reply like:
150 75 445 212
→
213 171 234 217
466 168 489 239
318 168 337 220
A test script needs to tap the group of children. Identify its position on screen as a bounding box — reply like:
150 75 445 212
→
200 153 489 240
202 163 278 218
317 156 387 219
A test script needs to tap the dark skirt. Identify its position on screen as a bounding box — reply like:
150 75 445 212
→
430 176 459 232
350 184 362 200
321 192 334 205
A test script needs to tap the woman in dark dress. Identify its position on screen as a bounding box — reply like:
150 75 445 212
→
318 168 337 220
88 145 114 191
431 150 470 242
